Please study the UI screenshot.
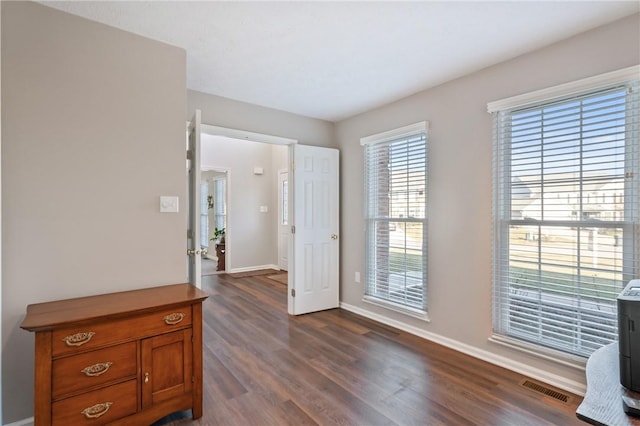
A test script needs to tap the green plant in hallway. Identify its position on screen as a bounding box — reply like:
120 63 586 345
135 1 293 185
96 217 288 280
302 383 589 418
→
211 227 225 244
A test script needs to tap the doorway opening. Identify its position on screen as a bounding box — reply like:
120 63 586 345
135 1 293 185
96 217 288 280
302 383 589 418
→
199 124 295 278
189 114 340 316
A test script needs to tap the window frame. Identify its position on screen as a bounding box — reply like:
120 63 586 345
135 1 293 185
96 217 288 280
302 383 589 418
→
361 121 429 317
489 66 640 361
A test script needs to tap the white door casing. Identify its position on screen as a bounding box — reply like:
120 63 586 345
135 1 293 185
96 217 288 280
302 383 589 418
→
278 170 289 271
187 110 202 288
290 145 339 315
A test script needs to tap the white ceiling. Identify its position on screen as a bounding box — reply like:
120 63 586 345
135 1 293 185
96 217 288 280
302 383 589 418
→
40 1 639 122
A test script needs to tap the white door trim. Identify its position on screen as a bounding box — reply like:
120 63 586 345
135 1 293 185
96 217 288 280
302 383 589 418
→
201 123 297 146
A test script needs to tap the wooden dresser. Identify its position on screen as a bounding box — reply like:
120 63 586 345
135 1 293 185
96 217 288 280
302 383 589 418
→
21 283 208 426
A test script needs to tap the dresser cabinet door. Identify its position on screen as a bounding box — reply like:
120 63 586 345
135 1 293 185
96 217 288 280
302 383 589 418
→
141 328 193 407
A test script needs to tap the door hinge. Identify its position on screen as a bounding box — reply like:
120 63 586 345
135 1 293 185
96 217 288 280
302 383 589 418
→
291 225 296 234
187 229 193 239
291 289 296 297
626 172 634 179
292 162 295 172
186 149 193 160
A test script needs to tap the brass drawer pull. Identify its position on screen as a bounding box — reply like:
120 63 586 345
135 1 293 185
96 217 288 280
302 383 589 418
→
81 402 112 419
81 362 113 377
62 331 95 347
163 312 185 325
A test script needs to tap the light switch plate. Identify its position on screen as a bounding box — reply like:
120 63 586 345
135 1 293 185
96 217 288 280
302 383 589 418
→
160 196 179 213
259 205 269 213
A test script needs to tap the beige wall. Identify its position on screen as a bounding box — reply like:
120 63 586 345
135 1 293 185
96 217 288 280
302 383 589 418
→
188 90 335 149
335 12 640 392
1 2 186 423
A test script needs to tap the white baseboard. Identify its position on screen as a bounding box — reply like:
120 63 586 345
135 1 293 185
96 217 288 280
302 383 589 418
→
4 417 34 426
339 302 587 397
227 264 279 274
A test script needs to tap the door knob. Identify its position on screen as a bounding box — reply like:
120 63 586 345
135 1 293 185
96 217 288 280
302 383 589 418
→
187 249 195 256
201 248 208 255
331 234 338 240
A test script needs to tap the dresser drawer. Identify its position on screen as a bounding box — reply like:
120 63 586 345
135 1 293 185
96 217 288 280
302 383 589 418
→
52 341 137 399
52 379 137 426
52 306 192 356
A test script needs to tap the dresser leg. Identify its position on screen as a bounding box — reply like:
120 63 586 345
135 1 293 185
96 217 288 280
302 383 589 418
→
192 302 203 419
34 331 53 426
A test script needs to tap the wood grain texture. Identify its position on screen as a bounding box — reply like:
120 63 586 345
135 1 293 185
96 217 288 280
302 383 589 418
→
50 306 192 357
51 379 137 426
191 302 204 419
52 341 137 398
577 343 640 425
142 329 193 406
34 331 53 426
159 273 586 426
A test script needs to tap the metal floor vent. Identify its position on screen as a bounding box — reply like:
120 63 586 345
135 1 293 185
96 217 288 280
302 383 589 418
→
521 380 570 403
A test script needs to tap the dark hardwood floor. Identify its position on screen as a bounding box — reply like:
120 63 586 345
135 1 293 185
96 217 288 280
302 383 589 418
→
166 273 584 425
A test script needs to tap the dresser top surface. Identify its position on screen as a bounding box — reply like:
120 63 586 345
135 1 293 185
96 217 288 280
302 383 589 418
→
21 283 209 332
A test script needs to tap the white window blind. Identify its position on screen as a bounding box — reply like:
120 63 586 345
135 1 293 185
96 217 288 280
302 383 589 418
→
362 123 428 312
492 77 640 358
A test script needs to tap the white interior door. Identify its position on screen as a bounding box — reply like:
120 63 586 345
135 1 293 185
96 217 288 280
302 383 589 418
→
187 110 202 288
290 145 339 315
278 170 289 271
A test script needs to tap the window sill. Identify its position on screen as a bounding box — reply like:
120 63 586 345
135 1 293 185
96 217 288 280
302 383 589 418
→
362 296 430 321
488 334 587 371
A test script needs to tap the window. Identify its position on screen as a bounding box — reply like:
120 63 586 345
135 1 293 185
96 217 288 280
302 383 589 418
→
200 183 209 249
281 178 288 225
490 67 640 359
361 122 428 314
213 176 226 231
